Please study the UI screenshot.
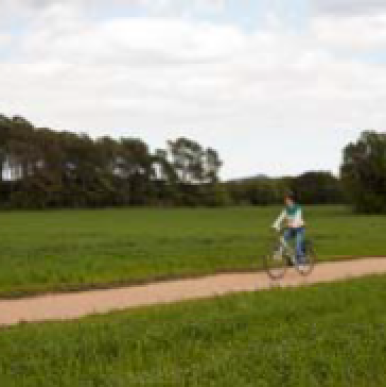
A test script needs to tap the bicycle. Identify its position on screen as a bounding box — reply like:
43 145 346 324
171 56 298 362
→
264 229 316 280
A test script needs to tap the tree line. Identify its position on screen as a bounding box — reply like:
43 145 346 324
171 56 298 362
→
226 171 344 206
0 114 225 208
0 114 384 213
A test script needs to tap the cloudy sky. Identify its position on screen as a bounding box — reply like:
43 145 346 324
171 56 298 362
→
1 0 385 178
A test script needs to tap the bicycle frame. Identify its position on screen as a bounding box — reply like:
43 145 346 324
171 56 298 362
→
277 232 296 265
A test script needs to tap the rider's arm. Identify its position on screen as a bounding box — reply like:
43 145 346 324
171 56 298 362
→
272 210 286 231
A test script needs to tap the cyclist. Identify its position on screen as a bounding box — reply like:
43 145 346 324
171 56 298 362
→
272 193 305 263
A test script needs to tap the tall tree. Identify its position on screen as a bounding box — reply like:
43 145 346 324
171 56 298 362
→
168 138 205 184
117 138 155 205
203 148 222 184
341 131 386 213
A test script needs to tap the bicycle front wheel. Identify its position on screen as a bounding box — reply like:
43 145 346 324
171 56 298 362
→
295 240 316 276
264 243 288 280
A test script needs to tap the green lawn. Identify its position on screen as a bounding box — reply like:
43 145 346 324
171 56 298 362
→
1 274 386 386
0 206 385 297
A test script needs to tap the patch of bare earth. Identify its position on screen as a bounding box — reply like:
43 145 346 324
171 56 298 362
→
1 258 386 327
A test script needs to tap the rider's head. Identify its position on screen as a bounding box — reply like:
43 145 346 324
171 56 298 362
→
284 192 296 207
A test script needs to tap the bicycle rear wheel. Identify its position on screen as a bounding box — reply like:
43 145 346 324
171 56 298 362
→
264 243 288 280
295 240 316 276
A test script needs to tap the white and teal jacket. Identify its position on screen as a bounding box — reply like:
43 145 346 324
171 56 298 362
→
273 204 305 230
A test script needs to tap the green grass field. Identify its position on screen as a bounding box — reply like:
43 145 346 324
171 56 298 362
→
0 206 385 297
1 274 386 386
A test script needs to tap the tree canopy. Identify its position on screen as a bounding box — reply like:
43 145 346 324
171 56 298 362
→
341 131 386 214
0 115 225 208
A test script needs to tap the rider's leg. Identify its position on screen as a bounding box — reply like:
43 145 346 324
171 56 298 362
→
283 229 295 265
295 227 305 263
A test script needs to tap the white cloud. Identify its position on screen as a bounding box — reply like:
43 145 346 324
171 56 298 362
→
311 0 386 16
312 13 386 52
1 1 386 177
0 33 11 47
0 0 226 20
22 17 246 65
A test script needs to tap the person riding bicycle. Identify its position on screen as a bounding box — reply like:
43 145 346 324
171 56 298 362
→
272 193 305 263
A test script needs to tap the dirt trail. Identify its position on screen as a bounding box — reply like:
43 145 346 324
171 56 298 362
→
1 258 386 327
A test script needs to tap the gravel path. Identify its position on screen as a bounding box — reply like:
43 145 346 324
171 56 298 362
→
1 257 386 327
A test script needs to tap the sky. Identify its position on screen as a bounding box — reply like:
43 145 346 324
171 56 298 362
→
1 0 386 179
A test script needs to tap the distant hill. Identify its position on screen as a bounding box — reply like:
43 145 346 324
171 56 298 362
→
226 174 270 184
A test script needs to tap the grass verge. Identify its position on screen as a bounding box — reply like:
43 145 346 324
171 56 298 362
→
0 274 386 386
